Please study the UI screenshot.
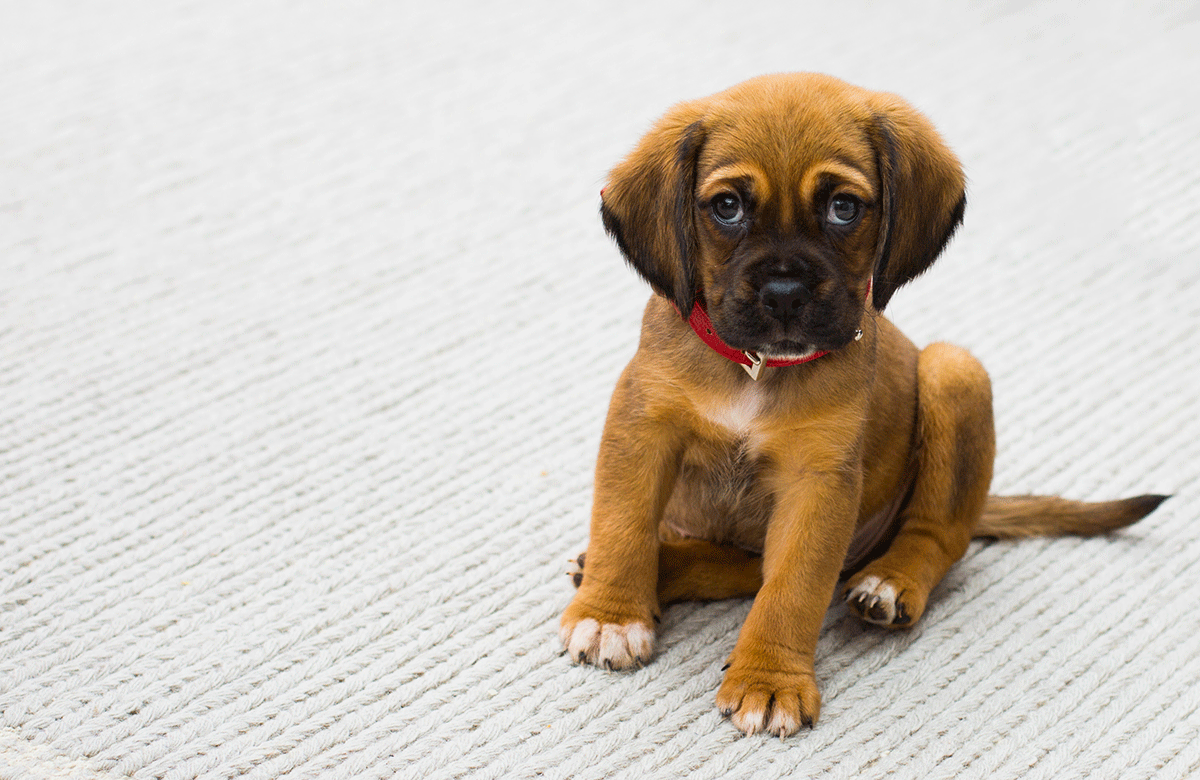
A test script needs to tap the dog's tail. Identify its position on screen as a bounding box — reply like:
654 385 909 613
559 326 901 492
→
973 494 1169 539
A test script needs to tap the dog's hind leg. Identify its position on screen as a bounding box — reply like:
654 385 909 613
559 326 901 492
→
844 342 995 627
656 538 763 604
570 537 763 605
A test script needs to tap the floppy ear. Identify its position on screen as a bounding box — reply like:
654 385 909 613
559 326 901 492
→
600 102 707 318
868 95 966 312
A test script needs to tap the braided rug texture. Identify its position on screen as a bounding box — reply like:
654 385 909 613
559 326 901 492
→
2 2 1198 778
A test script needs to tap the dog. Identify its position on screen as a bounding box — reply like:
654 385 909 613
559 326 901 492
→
559 72 1167 737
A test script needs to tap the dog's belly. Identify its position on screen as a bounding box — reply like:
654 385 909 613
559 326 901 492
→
663 436 913 573
663 437 774 553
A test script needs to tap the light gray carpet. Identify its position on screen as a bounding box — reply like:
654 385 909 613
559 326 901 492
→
3 2 1199 778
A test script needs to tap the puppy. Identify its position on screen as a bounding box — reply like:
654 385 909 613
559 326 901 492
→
560 73 1166 737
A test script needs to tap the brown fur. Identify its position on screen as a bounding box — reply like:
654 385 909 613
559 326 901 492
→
560 73 1167 737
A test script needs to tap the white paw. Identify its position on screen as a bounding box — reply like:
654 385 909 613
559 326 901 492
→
559 618 654 670
728 699 802 736
766 704 801 737
846 575 909 626
730 704 768 735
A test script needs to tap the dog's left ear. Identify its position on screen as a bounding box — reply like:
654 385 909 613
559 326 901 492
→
868 94 966 312
600 101 708 318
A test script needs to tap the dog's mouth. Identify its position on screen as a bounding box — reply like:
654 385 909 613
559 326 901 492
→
711 311 853 356
705 285 865 357
758 339 820 360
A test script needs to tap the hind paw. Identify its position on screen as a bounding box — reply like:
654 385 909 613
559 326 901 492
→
566 552 586 588
844 573 923 627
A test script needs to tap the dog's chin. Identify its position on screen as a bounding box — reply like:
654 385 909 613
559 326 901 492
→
711 304 861 357
759 339 821 360
758 325 863 356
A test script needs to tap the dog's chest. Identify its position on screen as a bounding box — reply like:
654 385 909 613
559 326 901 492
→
666 385 776 551
698 384 767 444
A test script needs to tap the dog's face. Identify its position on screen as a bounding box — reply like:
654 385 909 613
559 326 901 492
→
601 73 966 357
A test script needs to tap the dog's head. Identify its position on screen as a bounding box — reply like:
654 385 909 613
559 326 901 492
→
601 73 965 358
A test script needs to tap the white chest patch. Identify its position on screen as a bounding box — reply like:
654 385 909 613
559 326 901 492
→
700 384 766 437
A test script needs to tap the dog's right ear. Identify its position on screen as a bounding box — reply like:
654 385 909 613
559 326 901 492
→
600 102 707 318
866 93 966 312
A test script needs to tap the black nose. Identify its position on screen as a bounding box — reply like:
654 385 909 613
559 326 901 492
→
760 278 812 323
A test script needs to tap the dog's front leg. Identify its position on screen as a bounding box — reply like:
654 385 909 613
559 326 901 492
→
717 450 862 736
560 373 683 670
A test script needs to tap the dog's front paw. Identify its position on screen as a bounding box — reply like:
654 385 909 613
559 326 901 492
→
560 596 656 670
843 571 923 627
716 656 821 736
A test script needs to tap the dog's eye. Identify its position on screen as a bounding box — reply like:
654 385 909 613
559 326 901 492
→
711 194 745 225
827 195 861 226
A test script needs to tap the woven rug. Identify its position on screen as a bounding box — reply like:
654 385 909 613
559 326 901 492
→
3 2 1198 778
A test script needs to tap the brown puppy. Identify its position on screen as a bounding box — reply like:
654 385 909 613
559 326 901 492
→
560 73 1166 737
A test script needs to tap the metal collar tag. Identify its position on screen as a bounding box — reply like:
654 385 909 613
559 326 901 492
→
742 351 764 380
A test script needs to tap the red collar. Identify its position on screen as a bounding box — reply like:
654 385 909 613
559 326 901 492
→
680 279 871 380
684 302 828 379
